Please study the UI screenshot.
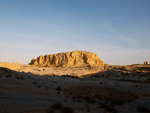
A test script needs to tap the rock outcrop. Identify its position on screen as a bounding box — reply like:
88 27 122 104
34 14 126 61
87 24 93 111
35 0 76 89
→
30 51 104 67
0 62 21 70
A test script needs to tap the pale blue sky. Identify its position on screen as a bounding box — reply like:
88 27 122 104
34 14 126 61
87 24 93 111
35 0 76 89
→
0 0 150 65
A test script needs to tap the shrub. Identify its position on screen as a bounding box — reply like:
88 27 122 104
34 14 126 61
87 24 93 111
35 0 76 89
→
20 77 24 79
94 94 102 100
84 96 96 104
37 85 41 88
62 107 73 113
6 74 12 78
47 109 54 113
71 76 78 78
64 99 68 102
137 106 150 112
100 102 107 109
145 77 150 83
51 103 63 110
50 104 73 113
99 82 103 84
111 100 125 105
56 86 62 91
72 96 76 102
77 99 82 103
100 102 118 113
16 76 24 79
33 81 36 84
87 107 90 112
106 105 117 113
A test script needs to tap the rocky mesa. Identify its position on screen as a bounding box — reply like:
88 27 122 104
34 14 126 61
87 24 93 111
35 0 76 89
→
30 51 104 67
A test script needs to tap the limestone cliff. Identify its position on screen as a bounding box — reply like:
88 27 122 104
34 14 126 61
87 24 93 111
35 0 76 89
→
30 51 104 67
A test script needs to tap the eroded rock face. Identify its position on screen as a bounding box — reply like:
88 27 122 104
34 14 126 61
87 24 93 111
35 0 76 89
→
30 51 104 67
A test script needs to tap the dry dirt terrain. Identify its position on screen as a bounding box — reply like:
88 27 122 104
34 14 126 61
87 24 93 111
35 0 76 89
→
0 64 150 113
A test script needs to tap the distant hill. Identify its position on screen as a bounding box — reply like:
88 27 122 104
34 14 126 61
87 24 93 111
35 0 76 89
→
30 51 104 67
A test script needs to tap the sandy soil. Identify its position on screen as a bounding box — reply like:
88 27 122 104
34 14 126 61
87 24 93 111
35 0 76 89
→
0 65 150 113
16 65 103 77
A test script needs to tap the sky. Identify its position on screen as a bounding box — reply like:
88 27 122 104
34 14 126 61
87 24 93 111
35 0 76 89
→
0 0 150 65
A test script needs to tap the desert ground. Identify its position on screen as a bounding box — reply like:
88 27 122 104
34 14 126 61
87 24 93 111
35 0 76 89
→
0 63 150 113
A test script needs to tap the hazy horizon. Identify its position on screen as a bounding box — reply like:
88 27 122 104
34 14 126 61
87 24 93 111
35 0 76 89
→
0 0 150 65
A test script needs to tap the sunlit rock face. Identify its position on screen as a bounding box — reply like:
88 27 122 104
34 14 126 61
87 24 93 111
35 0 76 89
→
0 62 21 70
30 51 104 67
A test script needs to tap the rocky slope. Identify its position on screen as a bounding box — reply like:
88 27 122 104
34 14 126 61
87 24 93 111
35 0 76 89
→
30 51 104 67
0 62 21 70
